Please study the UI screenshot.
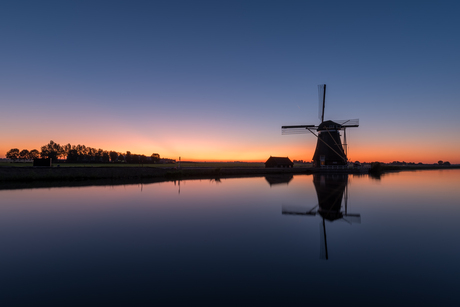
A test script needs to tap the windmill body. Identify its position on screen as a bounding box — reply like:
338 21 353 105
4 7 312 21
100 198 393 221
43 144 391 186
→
312 120 347 167
282 85 359 167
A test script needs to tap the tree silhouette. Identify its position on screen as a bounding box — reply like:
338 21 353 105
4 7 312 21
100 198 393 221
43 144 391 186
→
109 151 118 162
67 149 78 162
118 154 125 162
63 143 71 160
6 148 20 161
125 151 132 163
102 151 110 162
139 154 148 164
151 153 160 163
19 149 29 160
29 149 40 160
75 144 86 161
7 141 164 165
131 154 140 164
40 140 62 162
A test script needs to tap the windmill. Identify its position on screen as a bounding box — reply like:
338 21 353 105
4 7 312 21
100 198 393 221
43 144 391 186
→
282 173 361 260
282 84 359 167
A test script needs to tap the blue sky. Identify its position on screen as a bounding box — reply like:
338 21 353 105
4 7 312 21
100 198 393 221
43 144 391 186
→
1 0 459 162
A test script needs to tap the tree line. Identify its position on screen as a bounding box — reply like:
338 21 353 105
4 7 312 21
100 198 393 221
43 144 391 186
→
6 140 164 164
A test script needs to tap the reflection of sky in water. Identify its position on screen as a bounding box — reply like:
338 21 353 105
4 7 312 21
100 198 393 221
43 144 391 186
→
0 170 459 306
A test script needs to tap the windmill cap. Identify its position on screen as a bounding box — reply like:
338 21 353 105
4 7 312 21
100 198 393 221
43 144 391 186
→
317 120 342 131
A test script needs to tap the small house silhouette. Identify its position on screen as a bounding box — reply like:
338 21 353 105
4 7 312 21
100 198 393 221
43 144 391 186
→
265 156 293 168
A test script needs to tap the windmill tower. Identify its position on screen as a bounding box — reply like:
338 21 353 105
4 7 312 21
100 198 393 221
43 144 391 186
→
282 85 359 167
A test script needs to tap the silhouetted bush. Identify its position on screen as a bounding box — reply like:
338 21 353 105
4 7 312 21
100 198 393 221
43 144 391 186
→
370 162 382 173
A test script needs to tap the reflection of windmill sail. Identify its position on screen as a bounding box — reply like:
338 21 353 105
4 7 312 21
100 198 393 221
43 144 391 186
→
319 219 328 260
281 84 359 167
282 173 360 260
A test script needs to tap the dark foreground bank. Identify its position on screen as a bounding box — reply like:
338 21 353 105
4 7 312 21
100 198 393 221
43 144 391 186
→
369 163 460 173
0 166 311 183
1 164 458 189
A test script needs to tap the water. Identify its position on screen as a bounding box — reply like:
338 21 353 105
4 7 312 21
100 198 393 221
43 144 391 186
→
1 170 459 306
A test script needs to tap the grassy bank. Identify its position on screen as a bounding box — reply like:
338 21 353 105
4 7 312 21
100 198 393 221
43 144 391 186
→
0 162 266 168
370 163 460 174
2 162 457 184
0 165 310 183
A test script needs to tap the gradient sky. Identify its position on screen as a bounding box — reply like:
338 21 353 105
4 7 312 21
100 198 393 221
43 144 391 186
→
1 0 459 163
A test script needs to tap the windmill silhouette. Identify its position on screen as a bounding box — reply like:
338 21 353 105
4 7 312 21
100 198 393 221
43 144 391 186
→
282 173 361 260
282 84 359 167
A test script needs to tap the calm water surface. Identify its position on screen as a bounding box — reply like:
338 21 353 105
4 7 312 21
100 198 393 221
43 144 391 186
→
1 170 459 306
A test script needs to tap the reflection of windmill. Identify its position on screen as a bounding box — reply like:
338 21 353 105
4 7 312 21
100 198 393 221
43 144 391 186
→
282 85 359 167
282 173 360 260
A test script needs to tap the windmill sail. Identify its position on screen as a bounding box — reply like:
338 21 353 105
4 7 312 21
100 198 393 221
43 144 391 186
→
281 125 316 135
333 119 360 127
343 214 361 224
318 84 326 122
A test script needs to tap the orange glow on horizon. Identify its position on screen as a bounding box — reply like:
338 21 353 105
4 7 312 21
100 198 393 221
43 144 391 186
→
1 137 458 164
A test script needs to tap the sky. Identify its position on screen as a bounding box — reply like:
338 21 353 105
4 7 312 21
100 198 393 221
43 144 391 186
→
1 0 459 163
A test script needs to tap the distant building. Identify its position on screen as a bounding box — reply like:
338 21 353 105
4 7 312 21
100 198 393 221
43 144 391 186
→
265 156 294 168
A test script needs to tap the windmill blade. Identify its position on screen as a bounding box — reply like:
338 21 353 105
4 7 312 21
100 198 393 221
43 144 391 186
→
319 219 328 260
281 125 317 135
332 119 359 127
343 214 361 224
282 204 317 216
318 84 326 122
282 125 316 128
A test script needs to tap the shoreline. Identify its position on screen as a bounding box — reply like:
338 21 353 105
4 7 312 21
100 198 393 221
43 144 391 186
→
0 166 311 183
0 166 308 190
0 164 458 190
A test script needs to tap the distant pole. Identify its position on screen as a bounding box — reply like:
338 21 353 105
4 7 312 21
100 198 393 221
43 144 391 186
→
179 156 181 169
